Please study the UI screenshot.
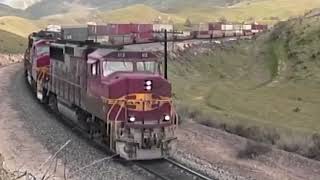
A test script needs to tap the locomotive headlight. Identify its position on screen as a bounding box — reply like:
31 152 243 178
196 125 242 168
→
145 85 152 91
145 80 152 86
129 116 136 122
145 80 153 91
164 115 171 121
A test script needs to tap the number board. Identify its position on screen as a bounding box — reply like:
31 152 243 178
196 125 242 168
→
142 52 149 58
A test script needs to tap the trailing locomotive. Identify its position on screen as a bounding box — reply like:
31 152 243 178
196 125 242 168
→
24 30 61 99
24 38 178 160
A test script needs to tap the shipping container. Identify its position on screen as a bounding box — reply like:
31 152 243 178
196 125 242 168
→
209 22 222 30
109 35 133 45
106 24 133 35
224 31 236 37
153 24 174 32
233 24 242 31
197 31 211 38
235 30 244 36
212 30 224 38
62 25 88 41
88 35 109 44
192 23 209 32
243 30 253 36
221 24 234 31
242 24 252 30
176 31 191 37
88 25 108 36
132 24 153 42
118 24 135 34
46 25 61 32
139 24 153 32
252 24 268 31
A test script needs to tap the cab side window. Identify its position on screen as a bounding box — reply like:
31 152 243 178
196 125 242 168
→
91 63 100 76
91 63 97 75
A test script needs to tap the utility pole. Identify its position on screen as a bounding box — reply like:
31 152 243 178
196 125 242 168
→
164 29 168 79
172 24 175 52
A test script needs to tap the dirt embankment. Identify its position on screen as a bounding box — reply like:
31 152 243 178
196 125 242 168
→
174 122 320 180
0 154 11 180
0 54 23 66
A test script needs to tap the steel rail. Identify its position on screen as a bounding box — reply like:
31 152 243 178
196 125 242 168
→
135 158 215 180
165 158 214 180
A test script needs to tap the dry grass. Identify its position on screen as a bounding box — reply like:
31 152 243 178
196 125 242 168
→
96 4 185 23
176 0 320 24
0 16 39 37
0 30 26 54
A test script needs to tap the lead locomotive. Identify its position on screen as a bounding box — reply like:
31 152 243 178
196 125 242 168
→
24 31 178 160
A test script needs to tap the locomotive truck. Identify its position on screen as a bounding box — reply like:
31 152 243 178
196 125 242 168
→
24 35 178 160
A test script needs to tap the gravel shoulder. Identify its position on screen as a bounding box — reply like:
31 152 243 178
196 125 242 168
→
0 63 148 180
174 122 320 180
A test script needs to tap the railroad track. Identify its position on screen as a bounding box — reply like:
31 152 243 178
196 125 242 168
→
135 158 214 180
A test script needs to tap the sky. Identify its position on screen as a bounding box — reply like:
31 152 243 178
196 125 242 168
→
0 0 40 9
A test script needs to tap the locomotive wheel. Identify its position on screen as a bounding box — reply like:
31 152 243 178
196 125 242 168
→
87 117 103 139
48 94 58 112
76 110 90 132
41 88 49 104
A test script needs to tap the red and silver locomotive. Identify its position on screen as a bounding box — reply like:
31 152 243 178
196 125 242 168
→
24 30 61 99
25 37 178 160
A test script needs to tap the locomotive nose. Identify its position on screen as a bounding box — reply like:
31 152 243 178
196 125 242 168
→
107 73 171 98
105 73 172 121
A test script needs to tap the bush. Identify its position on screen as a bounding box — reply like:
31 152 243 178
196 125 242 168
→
238 141 272 159
306 134 320 160
198 114 220 129
276 134 311 156
176 104 202 124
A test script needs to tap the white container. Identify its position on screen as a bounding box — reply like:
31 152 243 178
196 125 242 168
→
222 24 234 31
153 24 174 32
242 24 252 30
88 35 110 44
233 24 242 30
177 31 191 37
46 24 61 32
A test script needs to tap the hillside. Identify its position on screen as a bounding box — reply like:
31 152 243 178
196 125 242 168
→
171 14 320 136
0 16 39 37
24 0 243 18
96 4 185 23
175 0 320 23
0 29 26 54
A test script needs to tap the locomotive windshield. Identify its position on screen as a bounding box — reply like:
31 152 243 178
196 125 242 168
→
103 61 133 76
103 60 161 76
36 45 49 56
137 61 158 73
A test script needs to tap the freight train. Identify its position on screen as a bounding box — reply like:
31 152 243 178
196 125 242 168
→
59 22 268 45
24 30 178 160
